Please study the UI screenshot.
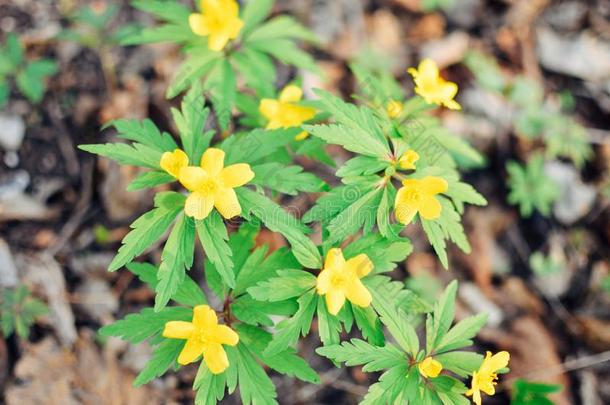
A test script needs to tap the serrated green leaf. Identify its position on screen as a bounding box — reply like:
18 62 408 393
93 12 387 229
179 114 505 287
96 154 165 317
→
99 306 191 343
132 0 191 24
127 171 174 191
317 297 342 346
250 38 320 73
248 270 316 302
317 339 403 372
326 187 383 244
196 211 235 288
134 338 184 386
106 118 178 152
78 142 163 169
208 59 236 130
251 163 327 195
238 188 322 269
263 291 317 355
167 48 221 98
241 0 274 36
434 351 483 378
246 16 319 44
127 262 207 307
234 343 278 405
155 213 196 311
352 305 385 346
221 127 299 166
436 313 487 354
109 192 185 271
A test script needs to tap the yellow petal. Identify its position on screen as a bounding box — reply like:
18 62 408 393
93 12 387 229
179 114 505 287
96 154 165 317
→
479 379 496 396
418 357 443 378
214 187 241 219
204 343 230 374
485 351 510 373
207 32 230 52
283 104 316 126
325 289 346 315
259 99 280 121
418 196 442 220
419 176 448 195
295 131 309 141
163 321 195 339
227 17 244 39
345 254 373 278
279 85 303 103
398 150 419 170
344 279 372 308
184 191 215 220
395 202 418 225
200 148 225 176
178 338 205 365
324 248 345 272
179 166 208 191
220 163 254 188
193 305 217 329
160 149 189 178
316 269 332 295
418 58 440 84
215 325 239 346
444 98 461 110
471 389 482 405
189 13 210 36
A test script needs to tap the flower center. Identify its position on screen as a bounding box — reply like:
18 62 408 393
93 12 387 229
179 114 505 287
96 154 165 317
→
200 178 218 194
194 329 212 345
403 189 422 203
330 272 347 288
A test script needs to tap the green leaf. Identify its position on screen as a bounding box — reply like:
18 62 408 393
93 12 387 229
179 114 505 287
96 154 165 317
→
368 276 419 357
6 33 23 66
233 245 267 295
155 213 197 311
238 188 322 269
235 324 319 384
132 0 191 24
78 142 163 169
167 49 221 98
134 339 184 386
127 171 174 191
428 281 458 353
251 163 327 195
127 262 207 307
109 192 185 271
436 313 487 354
353 305 385 346
317 339 404 372
232 47 276 97
234 344 278 405
250 39 320 73
105 118 177 152
241 0 274 36
248 270 316 302
305 124 390 158
208 59 236 130
263 291 317 355
121 24 194 45
194 363 228 405
326 187 383 244
99 306 191 343
172 82 213 163
507 155 560 217
246 16 319 43
316 297 342 346
196 211 235 288
434 351 483 378
221 128 299 166
360 364 410 405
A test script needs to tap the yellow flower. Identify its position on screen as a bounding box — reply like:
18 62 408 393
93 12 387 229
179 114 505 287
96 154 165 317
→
387 100 404 118
163 305 239 374
466 351 510 405
178 147 254 220
160 149 189 178
398 150 419 170
259 85 316 141
394 176 448 224
418 356 443 378
189 0 244 52
316 248 373 315
408 59 461 110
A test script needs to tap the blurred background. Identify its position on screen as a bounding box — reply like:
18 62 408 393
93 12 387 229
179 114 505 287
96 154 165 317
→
1 0 610 404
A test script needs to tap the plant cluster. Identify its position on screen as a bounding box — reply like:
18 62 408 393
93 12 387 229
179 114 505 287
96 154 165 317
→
0 33 57 107
464 50 593 218
0 286 48 339
80 1 510 404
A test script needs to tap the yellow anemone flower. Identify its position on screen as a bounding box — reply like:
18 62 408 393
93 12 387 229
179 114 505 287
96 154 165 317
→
418 356 443 378
163 305 239 374
398 150 419 170
394 176 448 224
466 351 510 405
408 59 461 110
386 100 404 118
189 0 244 52
316 248 373 315
160 149 189 178
259 85 316 141
178 148 254 221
